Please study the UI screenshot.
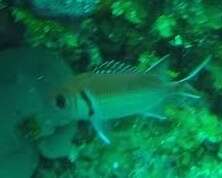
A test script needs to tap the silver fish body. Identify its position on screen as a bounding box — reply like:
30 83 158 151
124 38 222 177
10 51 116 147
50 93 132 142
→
54 56 210 143
61 72 176 121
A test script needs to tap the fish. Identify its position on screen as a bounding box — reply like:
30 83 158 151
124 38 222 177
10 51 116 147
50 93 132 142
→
53 55 211 144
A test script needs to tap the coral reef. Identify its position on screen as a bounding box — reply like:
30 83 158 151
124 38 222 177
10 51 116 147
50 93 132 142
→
0 0 222 177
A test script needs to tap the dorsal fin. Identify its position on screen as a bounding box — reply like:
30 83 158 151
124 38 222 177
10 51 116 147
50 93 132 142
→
92 60 139 74
92 55 170 75
137 54 171 82
144 54 170 73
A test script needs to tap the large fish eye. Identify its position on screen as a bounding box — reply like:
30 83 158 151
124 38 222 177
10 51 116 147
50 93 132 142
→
55 94 67 109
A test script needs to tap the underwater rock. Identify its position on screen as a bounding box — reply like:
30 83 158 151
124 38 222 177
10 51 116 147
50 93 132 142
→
37 123 77 159
25 0 98 19
0 8 24 50
0 134 39 178
0 47 76 178
0 47 75 137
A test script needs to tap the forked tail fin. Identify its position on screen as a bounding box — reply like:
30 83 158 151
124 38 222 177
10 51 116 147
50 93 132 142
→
170 55 211 106
176 83 201 99
174 55 212 84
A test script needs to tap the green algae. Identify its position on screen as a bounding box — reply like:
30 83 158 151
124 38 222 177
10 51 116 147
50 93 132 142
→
111 0 148 25
11 8 80 49
153 15 177 38
1 0 222 177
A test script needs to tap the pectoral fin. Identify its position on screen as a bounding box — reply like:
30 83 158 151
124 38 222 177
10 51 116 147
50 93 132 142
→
81 89 111 144
91 115 111 144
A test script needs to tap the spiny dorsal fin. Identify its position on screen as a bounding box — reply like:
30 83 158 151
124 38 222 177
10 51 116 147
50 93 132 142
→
92 55 170 75
92 60 139 74
144 54 170 73
143 54 171 81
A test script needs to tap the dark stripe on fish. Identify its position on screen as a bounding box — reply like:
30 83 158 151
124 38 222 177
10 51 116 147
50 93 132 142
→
80 90 95 117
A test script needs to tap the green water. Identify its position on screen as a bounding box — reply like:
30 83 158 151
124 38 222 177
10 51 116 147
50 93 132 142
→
0 0 222 178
